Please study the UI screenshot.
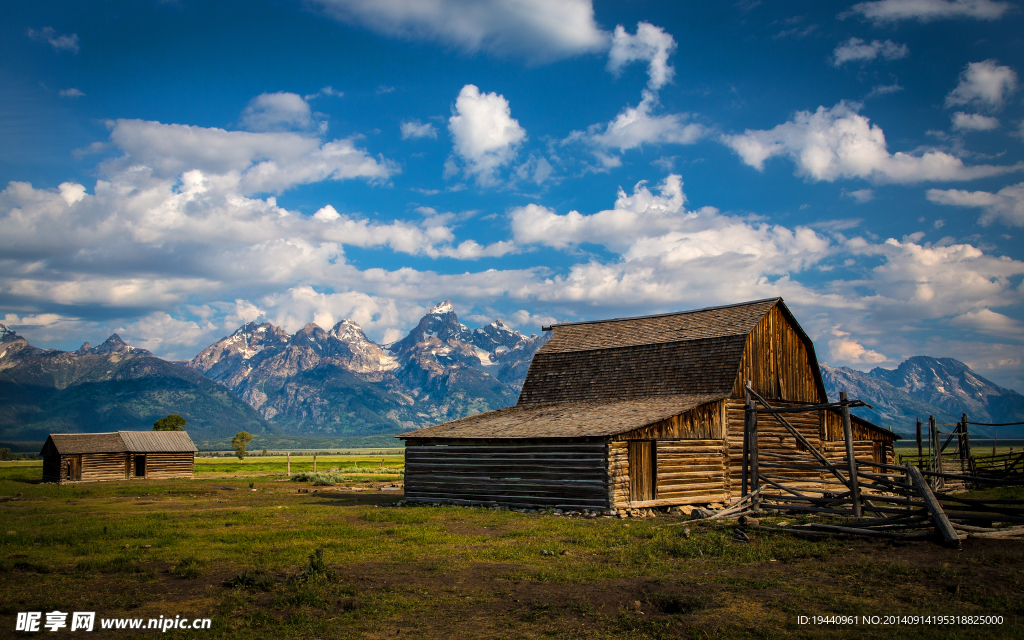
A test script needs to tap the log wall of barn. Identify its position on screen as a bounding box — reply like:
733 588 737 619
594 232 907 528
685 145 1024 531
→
404 441 610 509
609 438 730 509
725 399 824 498
80 453 129 482
730 305 823 404
143 453 195 479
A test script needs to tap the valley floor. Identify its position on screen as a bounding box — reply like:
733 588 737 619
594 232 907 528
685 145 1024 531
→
1 460 1023 639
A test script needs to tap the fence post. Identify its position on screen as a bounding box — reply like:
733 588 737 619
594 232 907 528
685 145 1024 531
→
313 453 317 472
742 384 751 496
840 391 861 518
287 452 291 476
747 393 759 499
916 418 922 458
960 414 972 475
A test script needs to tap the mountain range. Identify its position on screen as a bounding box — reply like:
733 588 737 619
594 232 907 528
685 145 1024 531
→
821 357 1024 436
186 301 547 436
0 327 270 443
2 302 1022 444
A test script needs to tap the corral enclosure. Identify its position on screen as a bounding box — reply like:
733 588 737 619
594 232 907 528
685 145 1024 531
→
401 299 898 510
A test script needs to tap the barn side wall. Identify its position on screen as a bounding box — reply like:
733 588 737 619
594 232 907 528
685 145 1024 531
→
144 453 195 479
404 440 610 510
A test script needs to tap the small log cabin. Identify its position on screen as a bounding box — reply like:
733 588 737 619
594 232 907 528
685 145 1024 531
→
41 431 197 484
399 298 899 511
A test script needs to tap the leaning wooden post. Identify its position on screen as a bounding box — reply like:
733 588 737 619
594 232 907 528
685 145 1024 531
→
840 391 861 518
742 385 751 496
287 452 291 476
916 418 923 458
906 464 960 548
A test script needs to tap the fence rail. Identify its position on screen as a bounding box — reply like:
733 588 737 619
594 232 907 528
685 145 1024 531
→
726 385 1024 547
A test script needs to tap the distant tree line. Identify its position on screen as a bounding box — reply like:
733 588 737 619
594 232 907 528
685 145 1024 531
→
0 448 36 461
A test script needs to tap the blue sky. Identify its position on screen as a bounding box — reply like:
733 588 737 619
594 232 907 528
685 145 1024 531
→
2 0 1024 389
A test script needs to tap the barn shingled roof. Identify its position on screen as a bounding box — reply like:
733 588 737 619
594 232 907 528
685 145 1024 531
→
517 298 783 406
41 431 197 455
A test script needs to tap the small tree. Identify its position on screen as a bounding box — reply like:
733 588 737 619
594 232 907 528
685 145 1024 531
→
232 432 254 460
154 414 187 431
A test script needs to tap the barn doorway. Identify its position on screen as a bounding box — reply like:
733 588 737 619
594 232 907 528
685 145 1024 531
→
628 440 656 502
134 455 146 478
65 456 81 481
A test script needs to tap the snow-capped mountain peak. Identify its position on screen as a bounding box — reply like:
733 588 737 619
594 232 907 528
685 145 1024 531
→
0 324 23 344
429 301 454 315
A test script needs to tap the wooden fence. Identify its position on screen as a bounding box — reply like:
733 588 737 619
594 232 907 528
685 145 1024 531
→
732 383 1024 547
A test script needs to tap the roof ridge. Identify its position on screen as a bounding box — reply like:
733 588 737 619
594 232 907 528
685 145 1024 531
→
541 297 781 330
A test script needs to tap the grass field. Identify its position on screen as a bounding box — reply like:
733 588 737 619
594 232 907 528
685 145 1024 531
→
2 459 1023 639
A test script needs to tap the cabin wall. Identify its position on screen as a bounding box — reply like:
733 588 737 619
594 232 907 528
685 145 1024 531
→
80 453 130 482
730 305 822 404
42 455 62 483
144 453 195 479
404 440 609 510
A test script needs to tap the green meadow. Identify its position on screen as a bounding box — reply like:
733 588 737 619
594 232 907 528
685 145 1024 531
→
1 458 1022 639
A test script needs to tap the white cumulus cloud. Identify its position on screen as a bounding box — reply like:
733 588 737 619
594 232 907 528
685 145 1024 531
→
945 60 1019 110
927 183 1024 226
447 84 526 185
107 118 393 195
831 38 908 66
951 112 1001 131
721 101 1024 183
607 22 676 90
240 92 319 132
26 27 79 53
311 0 608 62
566 90 705 164
401 120 438 139
846 0 1013 23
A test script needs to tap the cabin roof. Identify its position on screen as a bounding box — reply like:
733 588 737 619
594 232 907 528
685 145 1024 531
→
400 394 727 440
41 431 198 455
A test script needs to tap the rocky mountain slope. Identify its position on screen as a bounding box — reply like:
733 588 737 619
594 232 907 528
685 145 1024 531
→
0 327 272 442
187 302 549 436
822 356 1024 436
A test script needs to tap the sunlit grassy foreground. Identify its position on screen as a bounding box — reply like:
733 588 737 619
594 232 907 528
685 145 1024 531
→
1 459 1022 639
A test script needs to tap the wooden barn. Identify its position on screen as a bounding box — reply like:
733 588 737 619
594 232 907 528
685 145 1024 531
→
41 431 197 484
398 298 899 511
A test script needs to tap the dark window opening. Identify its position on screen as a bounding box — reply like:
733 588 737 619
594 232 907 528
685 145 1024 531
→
134 455 146 477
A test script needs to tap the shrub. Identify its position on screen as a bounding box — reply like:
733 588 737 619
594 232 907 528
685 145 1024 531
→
293 548 335 584
224 570 275 591
170 555 202 580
